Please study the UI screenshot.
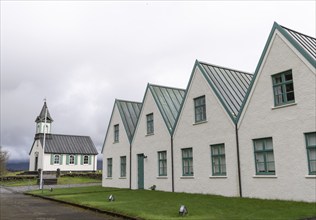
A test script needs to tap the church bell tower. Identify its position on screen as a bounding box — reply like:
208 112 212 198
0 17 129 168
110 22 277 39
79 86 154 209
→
35 101 53 134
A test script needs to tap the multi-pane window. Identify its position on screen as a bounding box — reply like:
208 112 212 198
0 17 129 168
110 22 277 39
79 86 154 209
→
194 96 206 123
54 155 60 164
69 155 75 164
305 132 316 175
253 138 275 175
158 151 167 176
146 113 154 134
211 144 226 176
182 148 193 176
272 70 295 106
120 156 126 177
107 158 113 177
114 124 119 142
83 155 89 164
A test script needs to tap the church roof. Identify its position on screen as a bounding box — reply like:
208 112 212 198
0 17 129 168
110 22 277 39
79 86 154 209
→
34 134 98 155
148 84 186 134
35 102 53 123
116 99 142 143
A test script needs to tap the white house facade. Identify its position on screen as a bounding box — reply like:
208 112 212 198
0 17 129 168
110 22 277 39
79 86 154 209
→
238 23 316 202
102 99 142 189
101 22 316 202
29 102 98 172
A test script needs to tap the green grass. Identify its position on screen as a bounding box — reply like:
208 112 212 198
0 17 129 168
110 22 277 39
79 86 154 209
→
1 176 101 187
28 186 316 220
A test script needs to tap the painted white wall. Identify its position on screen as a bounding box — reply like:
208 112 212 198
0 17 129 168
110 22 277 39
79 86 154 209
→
238 31 316 202
173 67 240 197
36 122 52 134
29 139 97 172
131 90 172 191
102 104 130 189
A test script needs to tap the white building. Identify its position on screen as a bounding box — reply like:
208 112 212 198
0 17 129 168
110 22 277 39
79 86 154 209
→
29 102 98 172
102 99 142 188
238 22 316 202
101 22 315 202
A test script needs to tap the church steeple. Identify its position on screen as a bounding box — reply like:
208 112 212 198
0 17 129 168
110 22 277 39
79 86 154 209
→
35 101 53 134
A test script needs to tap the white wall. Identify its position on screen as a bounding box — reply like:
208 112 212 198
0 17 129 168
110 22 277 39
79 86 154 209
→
102 104 130 189
131 90 172 191
238 31 316 202
173 67 240 197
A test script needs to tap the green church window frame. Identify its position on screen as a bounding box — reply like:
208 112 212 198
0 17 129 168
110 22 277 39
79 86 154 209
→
158 151 167 176
54 154 60 165
253 137 275 175
107 158 113 177
120 156 126 177
211 144 226 176
146 113 154 134
194 96 206 123
272 70 295 106
305 132 316 175
114 124 119 142
83 155 89 165
69 155 75 165
182 148 193 176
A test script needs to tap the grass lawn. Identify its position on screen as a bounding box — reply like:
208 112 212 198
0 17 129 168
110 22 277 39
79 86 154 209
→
1 176 101 187
29 186 316 220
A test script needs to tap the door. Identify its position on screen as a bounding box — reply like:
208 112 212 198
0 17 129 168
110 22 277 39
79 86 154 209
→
137 154 144 189
34 156 38 171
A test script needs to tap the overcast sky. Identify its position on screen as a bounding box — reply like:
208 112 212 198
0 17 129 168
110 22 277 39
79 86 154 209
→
1 1 315 162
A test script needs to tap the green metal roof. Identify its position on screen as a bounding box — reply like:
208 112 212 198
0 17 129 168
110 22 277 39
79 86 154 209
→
116 99 142 143
197 61 253 122
148 84 186 134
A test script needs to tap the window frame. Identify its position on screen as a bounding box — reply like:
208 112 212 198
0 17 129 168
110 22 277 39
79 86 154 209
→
146 113 154 135
54 154 60 165
253 137 275 175
158 151 167 176
107 158 113 178
120 156 127 177
305 132 316 175
194 96 206 123
182 148 193 176
272 70 295 106
83 155 89 165
114 124 119 142
69 155 75 165
210 144 226 176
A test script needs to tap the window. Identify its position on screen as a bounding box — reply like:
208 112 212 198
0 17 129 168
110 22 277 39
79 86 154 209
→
158 151 167 176
114 124 119 142
194 96 206 123
83 155 89 165
305 132 316 175
146 113 154 134
54 155 60 164
211 144 226 176
272 70 295 106
107 158 113 177
120 156 126 177
253 138 275 175
182 148 193 176
69 155 75 165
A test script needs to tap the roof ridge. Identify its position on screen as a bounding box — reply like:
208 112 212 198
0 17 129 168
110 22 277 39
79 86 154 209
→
148 83 186 91
115 98 142 104
49 133 91 138
198 60 253 76
280 25 316 40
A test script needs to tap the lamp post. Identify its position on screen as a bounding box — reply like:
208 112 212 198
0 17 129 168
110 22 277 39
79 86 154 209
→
39 100 48 190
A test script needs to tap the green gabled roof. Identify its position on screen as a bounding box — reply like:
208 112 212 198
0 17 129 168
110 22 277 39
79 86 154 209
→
116 99 142 143
101 99 142 153
197 61 253 122
148 84 186 135
35 101 53 123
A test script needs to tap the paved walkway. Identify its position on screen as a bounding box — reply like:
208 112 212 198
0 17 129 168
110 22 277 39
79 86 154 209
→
0 184 124 220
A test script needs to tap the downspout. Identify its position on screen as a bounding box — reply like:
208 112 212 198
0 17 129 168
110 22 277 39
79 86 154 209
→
171 136 175 192
235 123 242 197
129 143 132 189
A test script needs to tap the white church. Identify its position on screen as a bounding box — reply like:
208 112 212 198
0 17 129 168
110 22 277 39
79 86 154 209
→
102 22 316 202
29 102 98 172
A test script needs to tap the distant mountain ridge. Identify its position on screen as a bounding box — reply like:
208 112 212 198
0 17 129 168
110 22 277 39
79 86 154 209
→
6 160 103 171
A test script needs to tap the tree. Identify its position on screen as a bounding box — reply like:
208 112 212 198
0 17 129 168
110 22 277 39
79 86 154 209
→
0 147 9 176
